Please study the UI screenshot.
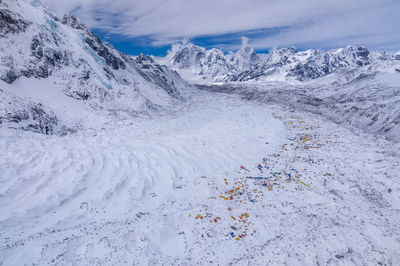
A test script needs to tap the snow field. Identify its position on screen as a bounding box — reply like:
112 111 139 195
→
0 91 399 265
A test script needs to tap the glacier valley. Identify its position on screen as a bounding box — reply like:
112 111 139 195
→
0 0 399 265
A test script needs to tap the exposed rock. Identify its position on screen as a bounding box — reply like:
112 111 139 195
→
134 54 187 98
84 35 126 70
61 14 85 30
0 8 31 37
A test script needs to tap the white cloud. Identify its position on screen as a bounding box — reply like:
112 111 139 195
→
43 0 400 51
241 36 249 46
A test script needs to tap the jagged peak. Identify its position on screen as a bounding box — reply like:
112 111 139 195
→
273 46 298 55
234 37 258 58
174 40 204 51
344 45 368 50
207 47 225 57
235 45 257 58
332 45 369 56
61 14 86 30
167 40 205 59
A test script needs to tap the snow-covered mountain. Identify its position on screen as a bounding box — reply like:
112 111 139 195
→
0 0 189 134
228 43 261 71
229 46 391 82
161 41 400 83
161 41 400 142
161 40 234 82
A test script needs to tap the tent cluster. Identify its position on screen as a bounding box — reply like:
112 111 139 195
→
191 114 339 241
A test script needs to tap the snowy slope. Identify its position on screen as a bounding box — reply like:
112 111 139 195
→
0 0 189 134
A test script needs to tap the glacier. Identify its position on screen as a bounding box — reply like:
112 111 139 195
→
161 41 400 143
0 0 399 265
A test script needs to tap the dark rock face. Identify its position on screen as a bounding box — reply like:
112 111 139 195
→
0 102 70 135
289 63 328 80
0 8 31 37
172 45 206 69
31 35 70 67
355 47 370 59
61 15 85 30
0 9 72 84
194 51 206 64
25 104 58 134
84 35 126 70
23 34 72 79
2 70 19 84
228 63 266 82
134 54 182 98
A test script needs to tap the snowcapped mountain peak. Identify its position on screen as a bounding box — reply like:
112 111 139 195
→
163 40 232 82
341 45 370 65
270 46 298 57
162 40 263 82
267 46 298 65
61 14 86 30
231 43 260 70
277 46 298 54
167 41 206 70
205 48 226 63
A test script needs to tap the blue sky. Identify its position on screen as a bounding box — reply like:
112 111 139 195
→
45 0 400 56
92 28 287 56
92 30 172 56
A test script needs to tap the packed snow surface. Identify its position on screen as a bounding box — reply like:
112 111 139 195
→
1 90 399 265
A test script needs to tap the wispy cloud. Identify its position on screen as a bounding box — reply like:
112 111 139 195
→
43 0 400 51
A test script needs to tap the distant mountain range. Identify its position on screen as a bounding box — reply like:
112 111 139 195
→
160 40 400 83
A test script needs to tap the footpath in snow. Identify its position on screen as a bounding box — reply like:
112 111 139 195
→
0 91 399 265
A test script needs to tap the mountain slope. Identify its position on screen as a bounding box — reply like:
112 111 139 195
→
0 0 189 134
